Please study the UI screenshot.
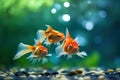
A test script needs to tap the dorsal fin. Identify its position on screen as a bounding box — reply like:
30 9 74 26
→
45 25 53 32
34 39 41 46
66 28 71 38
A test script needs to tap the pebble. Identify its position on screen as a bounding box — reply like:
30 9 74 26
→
107 69 114 73
98 75 105 80
0 68 120 80
83 76 91 80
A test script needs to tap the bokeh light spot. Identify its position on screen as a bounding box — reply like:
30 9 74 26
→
54 3 61 10
64 2 70 8
62 14 71 22
85 22 94 30
99 10 107 18
51 8 56 14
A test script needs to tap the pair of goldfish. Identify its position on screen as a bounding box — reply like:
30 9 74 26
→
13 25 87 64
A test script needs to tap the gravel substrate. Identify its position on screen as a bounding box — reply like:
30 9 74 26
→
0 67 120 80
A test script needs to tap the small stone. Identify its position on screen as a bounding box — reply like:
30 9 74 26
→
78 77 84 80
75 70 83 74
4 76 14 80
98 75 105 80
19 75 27 80
28 71 37 75
0 71 4 74
37 76 51 80
28 75 37 79
116 68 120 72
107 69 114 73
20 68 26 71
83 76 91 80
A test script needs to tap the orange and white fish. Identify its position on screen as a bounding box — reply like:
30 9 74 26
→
55 28 87 59
13 39 52 64
37 25 65 46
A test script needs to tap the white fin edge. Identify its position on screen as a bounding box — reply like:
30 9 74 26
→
76 51 87 58
13 43 32 60
66 27 69 37
67 55 72 59
55 44 67 58
44 38 51 46
36 30 46 43
46 54 52 56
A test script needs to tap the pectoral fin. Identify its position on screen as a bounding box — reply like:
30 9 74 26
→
55 44 67 58
76 51 87 58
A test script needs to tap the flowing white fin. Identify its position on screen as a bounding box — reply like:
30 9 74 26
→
75 36 80 45
44 38 51 46
13 43 32 60
76 51 87 58
38 58 41 62
36 30 46 43
31 58 38 64
45 24 53 32
34 39 39 46
67 55 72 59
26 54 39 64
42 58 48 64
66 27 69 37
65 27 71 38
46 54 52 56
55 44 67 58
54 42 60 46
26 54 36 60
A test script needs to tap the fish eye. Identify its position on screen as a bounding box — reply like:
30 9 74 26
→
57 35 60 37
69 44 72 48
40 49 42 51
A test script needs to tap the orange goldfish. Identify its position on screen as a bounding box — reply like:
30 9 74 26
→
36 25 65 46
55 28 87 59
13 39 52 64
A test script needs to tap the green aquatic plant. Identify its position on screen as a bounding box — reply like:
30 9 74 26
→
80 51 100 67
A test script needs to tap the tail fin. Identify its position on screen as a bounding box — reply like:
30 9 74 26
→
13 43 32 60
76 51 87 58
36 30 46 43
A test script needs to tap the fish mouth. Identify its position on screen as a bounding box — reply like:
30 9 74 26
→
72 48 79 53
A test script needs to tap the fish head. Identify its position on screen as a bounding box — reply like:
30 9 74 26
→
48 32 65 43
64 39 79 54
34 46 48 57
55 32 65 42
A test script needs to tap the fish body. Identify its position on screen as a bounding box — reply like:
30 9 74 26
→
13 39 51 64
55 28 87 59
37 25 65 46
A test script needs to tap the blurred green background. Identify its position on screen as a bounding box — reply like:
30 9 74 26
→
0 0 120 69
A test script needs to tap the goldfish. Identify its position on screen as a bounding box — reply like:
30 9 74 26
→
36 25 65 46
55 28 87 59
13 39 52 64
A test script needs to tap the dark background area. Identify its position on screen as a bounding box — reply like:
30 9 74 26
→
0 0 120 69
